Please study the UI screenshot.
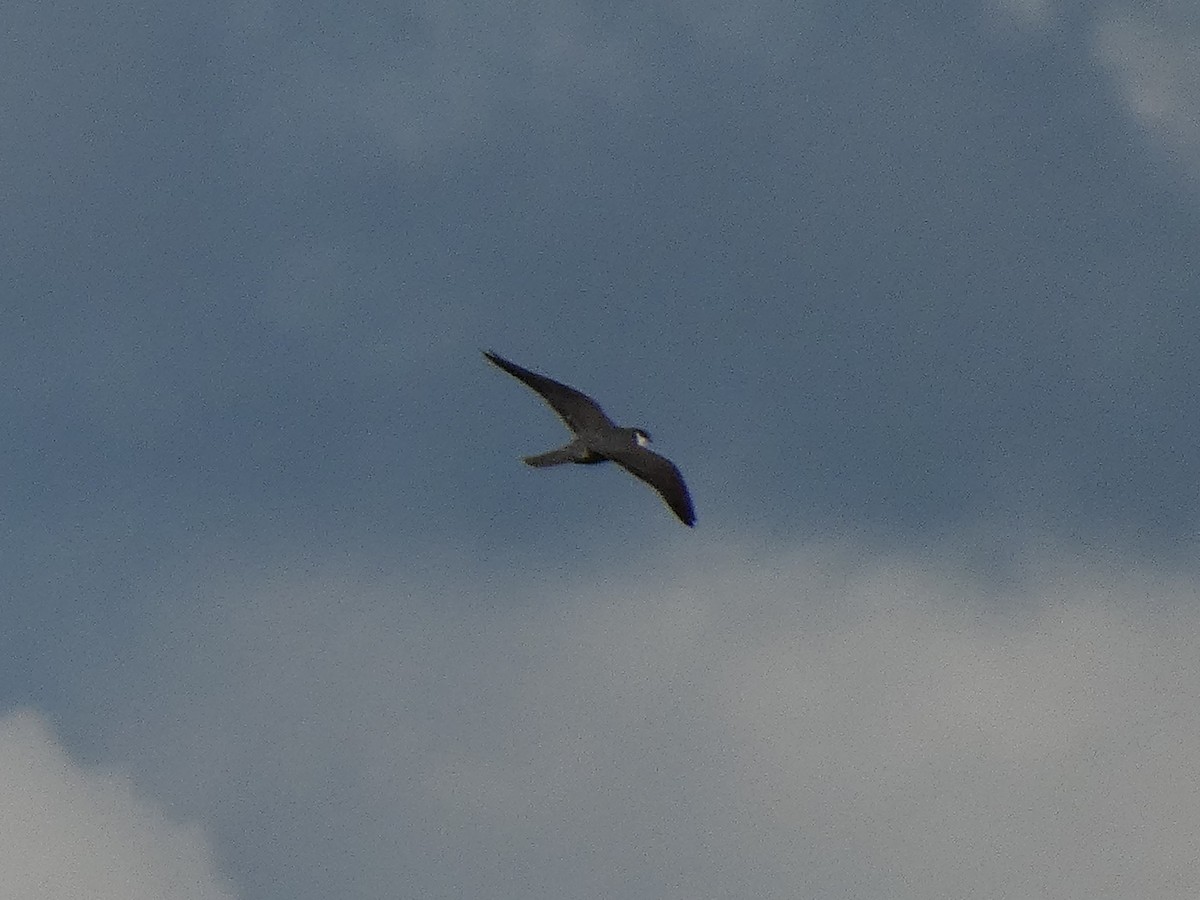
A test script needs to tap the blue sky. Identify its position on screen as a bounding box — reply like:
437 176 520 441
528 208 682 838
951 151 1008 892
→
4 1 1200 897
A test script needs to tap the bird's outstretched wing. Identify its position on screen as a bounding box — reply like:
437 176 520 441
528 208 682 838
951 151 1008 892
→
607 447 696 527
484 351 616 435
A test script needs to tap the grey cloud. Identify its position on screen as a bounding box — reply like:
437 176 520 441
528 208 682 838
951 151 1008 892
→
989 0 1057 31
9 0 1200 546
91 540 1200 899
221 0 815 165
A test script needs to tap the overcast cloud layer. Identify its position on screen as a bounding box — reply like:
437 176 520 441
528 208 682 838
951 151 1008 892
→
6 0 1200 896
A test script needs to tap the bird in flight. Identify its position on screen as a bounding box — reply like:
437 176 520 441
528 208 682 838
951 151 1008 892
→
484 351 696 527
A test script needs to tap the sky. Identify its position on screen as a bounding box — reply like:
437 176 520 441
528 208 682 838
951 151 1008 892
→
4 0 1200 897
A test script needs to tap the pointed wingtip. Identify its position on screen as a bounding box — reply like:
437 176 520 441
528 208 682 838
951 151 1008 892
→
482 350 508 370
673 500 697 527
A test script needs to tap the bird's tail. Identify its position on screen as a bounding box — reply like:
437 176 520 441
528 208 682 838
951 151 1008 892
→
523 446 577 467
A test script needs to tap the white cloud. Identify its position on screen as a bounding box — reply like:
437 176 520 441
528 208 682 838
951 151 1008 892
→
1093 7 1200 184
991 2 1200 188
0 711 237 900
99 538 1200 899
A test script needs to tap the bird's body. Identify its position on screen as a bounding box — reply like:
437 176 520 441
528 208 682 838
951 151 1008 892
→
484 351 696 527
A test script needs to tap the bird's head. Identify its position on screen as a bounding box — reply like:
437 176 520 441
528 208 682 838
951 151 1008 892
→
633 428 653 448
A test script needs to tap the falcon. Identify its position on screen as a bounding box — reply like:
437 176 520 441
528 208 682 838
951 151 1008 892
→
484 351 696 527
